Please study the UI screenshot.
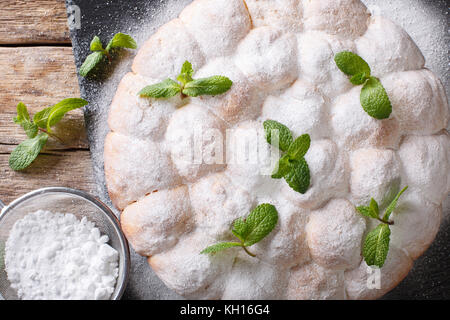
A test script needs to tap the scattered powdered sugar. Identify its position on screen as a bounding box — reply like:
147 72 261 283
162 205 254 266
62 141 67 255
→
5 210 119 300
362 0 449 98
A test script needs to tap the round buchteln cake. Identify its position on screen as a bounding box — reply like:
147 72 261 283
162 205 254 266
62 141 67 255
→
104 0 449 299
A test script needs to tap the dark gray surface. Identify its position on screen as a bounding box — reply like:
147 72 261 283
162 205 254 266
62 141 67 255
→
65 0 450 300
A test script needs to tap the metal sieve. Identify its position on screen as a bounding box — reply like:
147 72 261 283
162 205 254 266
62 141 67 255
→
0 187 130 300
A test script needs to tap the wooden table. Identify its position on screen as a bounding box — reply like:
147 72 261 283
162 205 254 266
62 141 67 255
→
0 0 96 205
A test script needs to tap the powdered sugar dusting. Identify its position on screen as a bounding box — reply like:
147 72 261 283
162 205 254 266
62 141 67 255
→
362 0 449 97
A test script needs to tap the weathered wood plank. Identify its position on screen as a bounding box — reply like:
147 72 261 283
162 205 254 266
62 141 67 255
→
0 46 87 148
0 0 70 44
0 47 80 108
0 150 96 205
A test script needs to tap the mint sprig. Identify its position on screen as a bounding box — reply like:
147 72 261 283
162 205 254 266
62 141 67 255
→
9 99 88 171
201 204 278 257
356 186 408 268
334 51 392 120
139 60 233 99
79 33 137 77
264 120 311 194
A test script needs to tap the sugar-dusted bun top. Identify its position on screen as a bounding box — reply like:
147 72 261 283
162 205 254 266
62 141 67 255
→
105 0 449 300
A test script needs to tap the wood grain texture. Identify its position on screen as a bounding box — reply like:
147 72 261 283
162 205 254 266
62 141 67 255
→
0 47 80 109
0 149 97 205
0 0 70 44
0 46 95 205
0 47 86 147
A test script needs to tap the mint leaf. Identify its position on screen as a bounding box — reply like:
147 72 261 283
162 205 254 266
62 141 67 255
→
363 224 391 268
356 200 381 220
79 51 105 77
90 36 104 51
32 99 88 131
263 120 293 152
287 134 311 160
9 133 48 171
33 106 53 129
360 77 392 120
232 218 250 242
177 60 194 85
369 198 380 218
383 186 408 221
201 242 241 255
14 102 38 138
22 122 39 139
139 79 182 98
13 102 30 123
243 204 278 247
106 33 137 51
357 206 378 219
182 76 232 97
334 51 371 80
272 154 291 179
284 158 310 194
46 98 88 132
